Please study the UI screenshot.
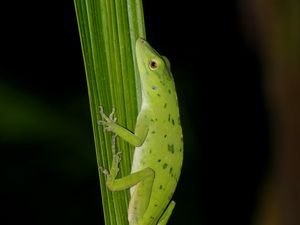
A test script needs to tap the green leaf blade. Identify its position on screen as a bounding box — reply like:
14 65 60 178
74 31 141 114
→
74 0 145 224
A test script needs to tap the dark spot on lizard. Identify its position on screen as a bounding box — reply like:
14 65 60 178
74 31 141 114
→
154 204 158 207
168 114 171 122
163 163 168 169
157 93 161 97
164 134 167 138
171 119 175 125
151 130 156 134
157 159 161 162
168 89 171 94
164 103 167 108
169 167 173 174
168 144 175 154
159 185 163 190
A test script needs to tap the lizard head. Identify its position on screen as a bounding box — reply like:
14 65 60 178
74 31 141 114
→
136 38 174 98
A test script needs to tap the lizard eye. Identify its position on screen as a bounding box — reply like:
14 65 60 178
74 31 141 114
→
149 59 158 70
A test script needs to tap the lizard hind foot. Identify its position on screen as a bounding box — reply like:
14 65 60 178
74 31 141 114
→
111 134 122 173
99 166 110 177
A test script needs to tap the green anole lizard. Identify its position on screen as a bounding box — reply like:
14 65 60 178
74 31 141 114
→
98 38 183 225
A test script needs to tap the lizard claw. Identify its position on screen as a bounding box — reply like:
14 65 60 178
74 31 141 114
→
109 107 116 120
99 166 110 177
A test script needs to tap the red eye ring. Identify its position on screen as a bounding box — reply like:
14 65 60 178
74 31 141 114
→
149 59 158 70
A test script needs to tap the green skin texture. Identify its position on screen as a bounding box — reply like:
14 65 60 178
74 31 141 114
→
99 38 183 225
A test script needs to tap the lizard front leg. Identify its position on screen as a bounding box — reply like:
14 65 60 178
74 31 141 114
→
98 106 149 147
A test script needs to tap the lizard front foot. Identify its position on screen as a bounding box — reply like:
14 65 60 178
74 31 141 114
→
98 106 117 132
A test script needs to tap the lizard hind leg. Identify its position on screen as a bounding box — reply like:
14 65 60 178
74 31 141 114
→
157 201 176 225
127 170 155 225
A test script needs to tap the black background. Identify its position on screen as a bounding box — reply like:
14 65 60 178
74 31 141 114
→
0 1 269 225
